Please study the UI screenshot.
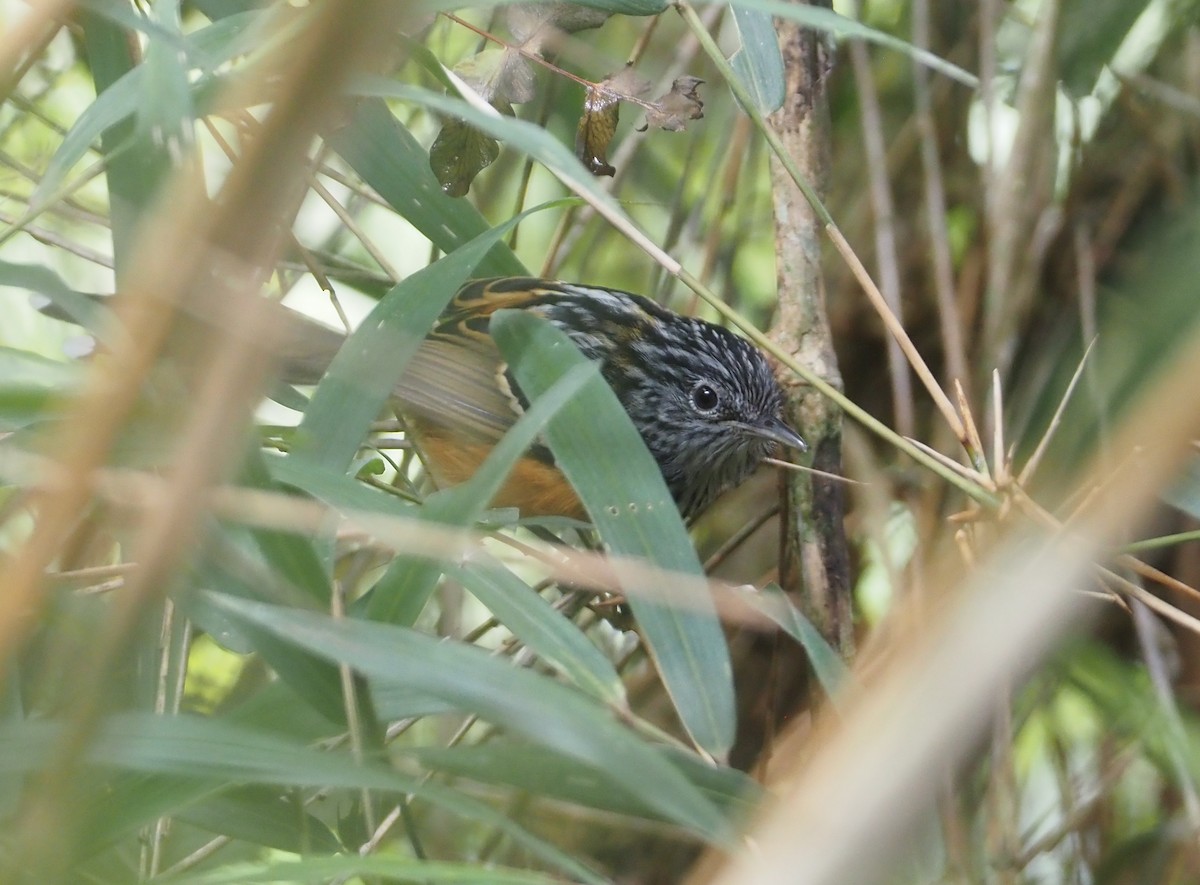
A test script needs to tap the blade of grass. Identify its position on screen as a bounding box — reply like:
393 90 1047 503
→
493 309 735 760
207 592 735 843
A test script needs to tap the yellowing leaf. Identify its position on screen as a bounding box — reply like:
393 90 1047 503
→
575 67 704 177
575 84 620 177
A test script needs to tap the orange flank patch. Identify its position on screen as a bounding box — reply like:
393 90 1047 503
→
414 427 586 520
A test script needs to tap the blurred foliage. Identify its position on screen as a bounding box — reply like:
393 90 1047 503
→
3 0 1200 883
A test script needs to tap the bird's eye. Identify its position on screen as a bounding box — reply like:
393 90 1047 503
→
690 383 720 413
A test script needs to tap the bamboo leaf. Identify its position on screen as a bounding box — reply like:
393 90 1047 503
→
743 584 848 698
327 99 525 277
207 592 734 843
728 0 979 88
411 738 761 822
0 347 80 431
449 554 626 704
0 713 604 884
731 6 785 113
159 855 568 885
362 359 595 627
492 310 735 759
291 202 552 470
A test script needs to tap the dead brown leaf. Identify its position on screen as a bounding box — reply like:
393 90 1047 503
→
576 83 620 177
638 75 705 132
575 67 704 176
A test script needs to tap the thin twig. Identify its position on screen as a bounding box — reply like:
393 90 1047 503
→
703 505 779 574
155 835 231 877
849 21 914 436
1129 596 1200 827
991 370 1007 486
903 436 994 488
1017 337 1098 487
0 210 113 268
954 379 988 475
763 458 862 485
826 224 970 448
309 175 402 283
442 13 592 89
0 156 110 251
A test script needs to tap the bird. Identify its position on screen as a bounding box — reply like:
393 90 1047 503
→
292 278 806 522
276 277 806 520
39 277 807 520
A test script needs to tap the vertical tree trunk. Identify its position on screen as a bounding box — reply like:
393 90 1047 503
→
731 3 852 772
769 8 852 655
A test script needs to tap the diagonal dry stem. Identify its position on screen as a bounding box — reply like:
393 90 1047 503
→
1018 337 1098 487
991 370 1007 486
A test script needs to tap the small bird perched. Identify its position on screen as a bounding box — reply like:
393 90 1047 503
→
278 277 806 520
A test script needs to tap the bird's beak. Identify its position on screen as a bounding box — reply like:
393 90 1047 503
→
749 417 808 453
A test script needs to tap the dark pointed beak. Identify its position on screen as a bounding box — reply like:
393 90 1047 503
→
749 417 808 453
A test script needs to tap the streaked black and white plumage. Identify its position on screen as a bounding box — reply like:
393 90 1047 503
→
279 277 807 519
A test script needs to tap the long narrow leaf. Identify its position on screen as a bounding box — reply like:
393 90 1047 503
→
363 361 596 627
449 554 626 704
729 0 978 88
207 592 734 843
327 99 525 278
159 855 568 885
0 713 604 884
291 202 552 470
731 6 786 113
492 310 735 760
743 584 848 698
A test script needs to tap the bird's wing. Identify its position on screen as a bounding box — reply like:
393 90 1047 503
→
274 279 537 444
395 333 517 444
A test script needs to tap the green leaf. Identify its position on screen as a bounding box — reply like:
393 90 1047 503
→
29 58 140 208
728 0 979 88
266 452 420 518
568 0 666 12
78 9 178 262
327 99 525 277
78 0 195 51
291 202 552 471
184 526 347 723
731 6 786 113
430 116 502 197
743 584 848 698
369 681 459 720
449 554 626 704
362 359 596 627
1057 0 1153 98
159 855 568 885
349 81 628 223
177 786 341 853
416 0 666 11
0 713 603 884
136 0 193 163
0 261 110 331
411 738 761 822
0 347 79 431
75 774 220 860
206 592 734 843
238 450 332 602
491 310 736 760
32 11 264 210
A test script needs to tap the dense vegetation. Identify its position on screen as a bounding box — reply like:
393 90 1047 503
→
2 1 1200 882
